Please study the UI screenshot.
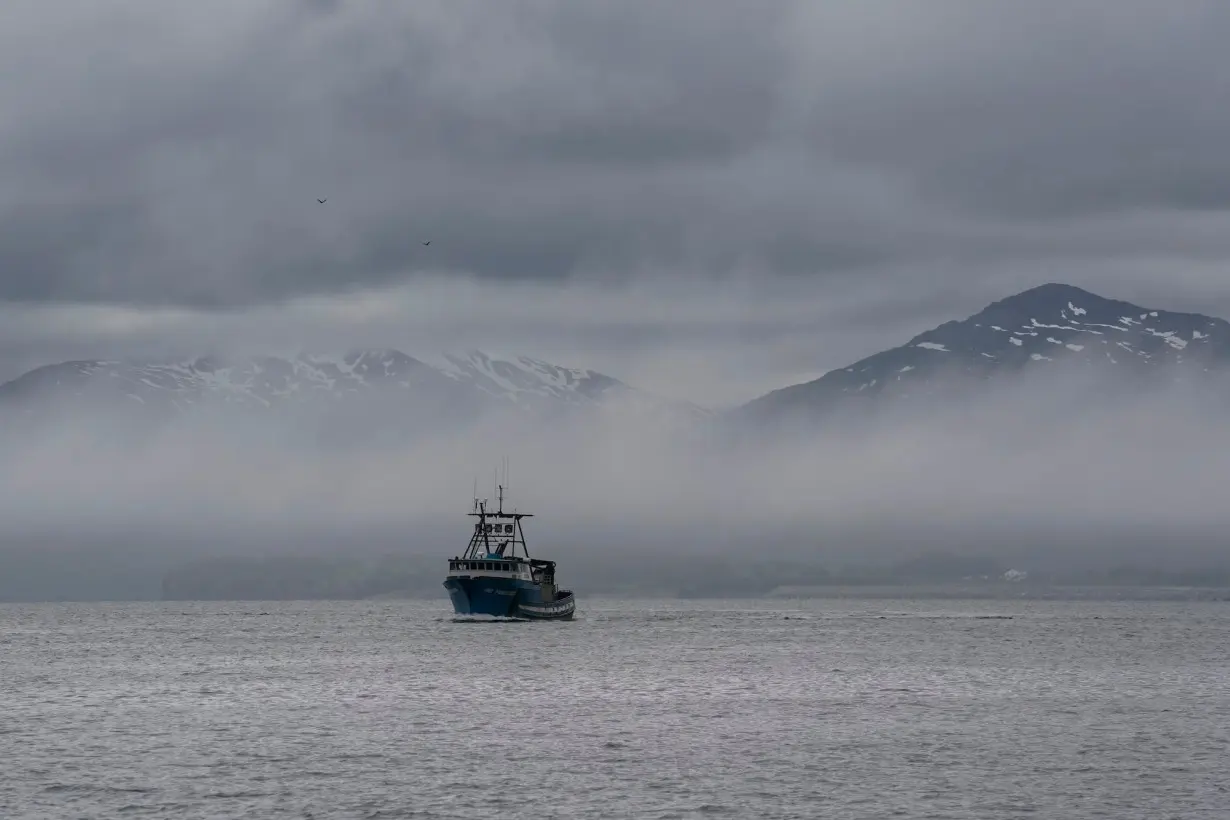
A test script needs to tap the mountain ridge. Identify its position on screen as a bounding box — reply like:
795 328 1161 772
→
2 283 1228 430
0 347 710 430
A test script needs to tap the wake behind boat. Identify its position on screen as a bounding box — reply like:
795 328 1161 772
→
443 483 575 620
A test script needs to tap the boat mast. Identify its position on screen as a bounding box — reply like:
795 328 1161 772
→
462 463 533 561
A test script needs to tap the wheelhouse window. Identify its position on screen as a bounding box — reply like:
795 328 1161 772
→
454 560 524 572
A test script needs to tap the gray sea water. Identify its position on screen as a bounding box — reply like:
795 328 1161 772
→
2 597 1228 819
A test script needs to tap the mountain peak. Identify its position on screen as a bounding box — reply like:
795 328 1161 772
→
975 282 1138 320
1004 282 1098 301
741 282 1230 422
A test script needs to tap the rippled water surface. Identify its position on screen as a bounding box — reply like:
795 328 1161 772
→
2 597 1228 819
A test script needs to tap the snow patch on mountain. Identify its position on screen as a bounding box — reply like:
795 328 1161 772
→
738 282 1230 422
0 348 711 431
418 349 624 406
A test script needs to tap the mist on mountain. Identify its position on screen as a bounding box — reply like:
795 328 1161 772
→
2 284 1230 601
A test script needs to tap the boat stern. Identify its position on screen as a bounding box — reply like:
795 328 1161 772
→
515 589 576 620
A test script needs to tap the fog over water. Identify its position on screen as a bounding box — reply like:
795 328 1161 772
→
2 353 1229 602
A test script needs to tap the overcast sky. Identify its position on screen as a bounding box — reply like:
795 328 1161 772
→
5 1 1230 406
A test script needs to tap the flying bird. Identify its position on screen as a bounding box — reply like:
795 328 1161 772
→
422 241 430 246
317 198 326 204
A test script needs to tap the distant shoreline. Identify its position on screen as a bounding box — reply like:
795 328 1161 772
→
763 583 1230 602
4 584 1229 604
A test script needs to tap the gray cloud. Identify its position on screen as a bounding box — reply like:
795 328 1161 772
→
785 2 1230 217
5 0 1230 313
1 0 792 307
5 1 1230 406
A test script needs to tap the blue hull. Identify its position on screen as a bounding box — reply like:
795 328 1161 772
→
443 576 576 620
444 576 531 617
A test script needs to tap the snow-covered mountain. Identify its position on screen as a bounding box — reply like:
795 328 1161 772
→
423 350 629 408
738 283 1230 422
5 282 1225 435
0 348 707 430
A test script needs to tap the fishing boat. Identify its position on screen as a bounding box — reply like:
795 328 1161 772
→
443 483 576 620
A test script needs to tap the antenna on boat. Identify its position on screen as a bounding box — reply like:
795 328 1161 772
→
502 455 510 510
